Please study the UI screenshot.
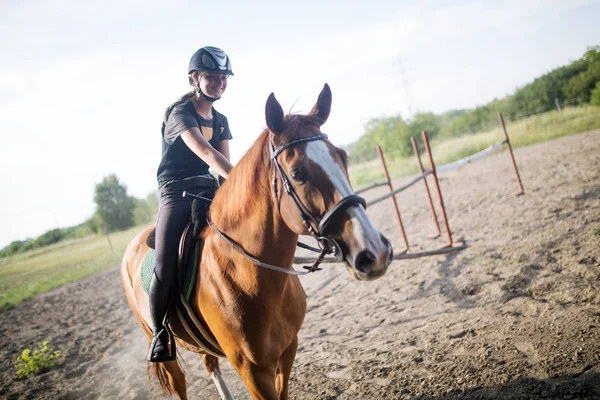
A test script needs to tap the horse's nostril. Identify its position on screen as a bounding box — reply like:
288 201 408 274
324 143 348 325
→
380 233 390 247
380 234 393 265
354 250 376 273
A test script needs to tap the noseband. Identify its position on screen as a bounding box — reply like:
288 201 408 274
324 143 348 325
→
270 133 367 268
205 133 367 275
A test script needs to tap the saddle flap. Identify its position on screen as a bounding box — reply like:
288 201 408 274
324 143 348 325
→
146 228 156 249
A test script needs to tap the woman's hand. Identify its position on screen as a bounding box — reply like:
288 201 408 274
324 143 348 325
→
181 128 233 178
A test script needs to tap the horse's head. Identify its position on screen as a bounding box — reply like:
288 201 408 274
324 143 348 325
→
265 84 393 281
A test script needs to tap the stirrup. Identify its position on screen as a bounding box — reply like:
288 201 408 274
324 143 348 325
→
148 326 176 362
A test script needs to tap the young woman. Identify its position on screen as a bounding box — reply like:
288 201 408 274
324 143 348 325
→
149 46 235 362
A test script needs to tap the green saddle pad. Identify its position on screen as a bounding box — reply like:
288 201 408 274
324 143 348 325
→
141 242 200 302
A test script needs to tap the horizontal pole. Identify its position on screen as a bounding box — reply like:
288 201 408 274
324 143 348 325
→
354 181 389 194
436 140 506 173
367 170 432 206
292 243 467 265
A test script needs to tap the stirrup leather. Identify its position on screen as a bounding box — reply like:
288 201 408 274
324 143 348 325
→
148 325 176 362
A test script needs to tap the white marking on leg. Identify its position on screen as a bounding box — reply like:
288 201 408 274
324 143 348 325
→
211 370 235 400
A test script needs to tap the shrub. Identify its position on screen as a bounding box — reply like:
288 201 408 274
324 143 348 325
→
591 81 600 106
14 341 61 379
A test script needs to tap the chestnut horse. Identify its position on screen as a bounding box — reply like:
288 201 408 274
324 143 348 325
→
120 84 393 399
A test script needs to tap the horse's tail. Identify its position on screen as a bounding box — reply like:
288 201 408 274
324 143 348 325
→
147 358 185 396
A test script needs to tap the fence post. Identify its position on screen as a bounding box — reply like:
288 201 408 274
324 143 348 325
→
421 130 461 248
498 112 524 195
411 137 441 239
377 146 409 253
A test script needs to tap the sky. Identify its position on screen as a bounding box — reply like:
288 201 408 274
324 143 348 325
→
1 0 599 248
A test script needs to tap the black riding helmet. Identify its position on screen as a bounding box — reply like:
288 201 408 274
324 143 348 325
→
188 46 233 102
188 46 234 76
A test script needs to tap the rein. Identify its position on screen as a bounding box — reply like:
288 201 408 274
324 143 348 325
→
192 133 367 275
206 218 319 275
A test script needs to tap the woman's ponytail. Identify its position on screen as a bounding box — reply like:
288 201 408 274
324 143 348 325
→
163 91 195 123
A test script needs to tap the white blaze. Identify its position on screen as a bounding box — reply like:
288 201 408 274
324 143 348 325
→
305 141 382 249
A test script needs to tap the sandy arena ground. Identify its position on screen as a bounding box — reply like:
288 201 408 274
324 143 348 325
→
1 130 599 399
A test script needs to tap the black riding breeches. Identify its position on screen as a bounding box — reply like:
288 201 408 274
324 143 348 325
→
154 186 215 288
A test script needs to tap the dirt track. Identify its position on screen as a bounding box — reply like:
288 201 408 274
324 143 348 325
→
1 130 600 400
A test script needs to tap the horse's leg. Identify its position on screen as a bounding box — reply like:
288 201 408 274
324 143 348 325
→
201 354 236 400
275 337 298 400
236 362 278 400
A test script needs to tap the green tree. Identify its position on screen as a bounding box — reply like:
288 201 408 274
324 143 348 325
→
93 174 135 233
134 191 159 225
70 214 103 238
407 112 440 150
0 240 25 257
563 59 600 103
591 81 600 106
347 115 409 163
345 46 600 164
32 228 65 248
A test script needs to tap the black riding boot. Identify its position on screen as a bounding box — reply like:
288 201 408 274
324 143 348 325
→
147 272 176 362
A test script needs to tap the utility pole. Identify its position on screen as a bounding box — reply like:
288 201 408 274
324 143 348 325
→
103 223 115 256
52 212 60 228
396 56 416 119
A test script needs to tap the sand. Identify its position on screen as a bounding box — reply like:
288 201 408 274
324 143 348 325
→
1 130 599 399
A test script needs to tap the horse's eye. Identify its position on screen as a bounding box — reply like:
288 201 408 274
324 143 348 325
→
290 168 306 182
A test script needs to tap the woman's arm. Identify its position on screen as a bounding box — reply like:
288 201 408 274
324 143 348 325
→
218 139 231 161
217 140 231 184
180 128 233 178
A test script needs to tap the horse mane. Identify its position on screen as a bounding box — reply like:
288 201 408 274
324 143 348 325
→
209 128 271 231
210 113 323 231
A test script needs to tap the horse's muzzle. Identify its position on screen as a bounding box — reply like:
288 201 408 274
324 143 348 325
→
348 234 393 281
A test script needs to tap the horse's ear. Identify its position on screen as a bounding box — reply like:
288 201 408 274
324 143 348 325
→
309 83 332 125
265 93 285 135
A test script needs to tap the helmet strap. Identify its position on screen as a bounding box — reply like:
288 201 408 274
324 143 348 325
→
196 80 220 102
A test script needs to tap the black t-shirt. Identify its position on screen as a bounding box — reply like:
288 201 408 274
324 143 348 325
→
156 101 232 188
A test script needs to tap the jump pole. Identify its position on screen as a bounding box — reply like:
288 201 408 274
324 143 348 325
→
421 130 463 248
498 112 524 195
293 243 468 265
411 137 441 239
376 145 409 253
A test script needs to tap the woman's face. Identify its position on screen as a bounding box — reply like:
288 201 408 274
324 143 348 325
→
198 72 228 98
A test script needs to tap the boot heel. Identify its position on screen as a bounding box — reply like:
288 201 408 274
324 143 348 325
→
148 327 177 362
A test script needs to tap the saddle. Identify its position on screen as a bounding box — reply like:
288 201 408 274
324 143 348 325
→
145 223 198 299
143 222 225 358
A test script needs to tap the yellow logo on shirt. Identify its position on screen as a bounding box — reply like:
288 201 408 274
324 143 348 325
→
200 126 213 140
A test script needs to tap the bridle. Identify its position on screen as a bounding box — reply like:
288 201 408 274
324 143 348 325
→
270 133 366 267
205 133 367 275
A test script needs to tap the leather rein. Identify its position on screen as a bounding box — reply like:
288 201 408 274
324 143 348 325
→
204 133 367 275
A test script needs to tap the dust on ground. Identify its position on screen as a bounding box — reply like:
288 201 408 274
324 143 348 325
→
1 130 599 399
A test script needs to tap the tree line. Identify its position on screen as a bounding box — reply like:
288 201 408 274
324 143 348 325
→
346 46 600 164
4 47 599 256
0 174 157 258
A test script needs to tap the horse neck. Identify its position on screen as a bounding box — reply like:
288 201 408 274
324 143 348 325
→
208 131 299 271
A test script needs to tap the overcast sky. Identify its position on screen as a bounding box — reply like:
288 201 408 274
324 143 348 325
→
1 0 599 248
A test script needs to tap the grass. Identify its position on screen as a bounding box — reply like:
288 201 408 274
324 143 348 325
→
349 105 600 188
2 105 599 312
0 225 150 312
